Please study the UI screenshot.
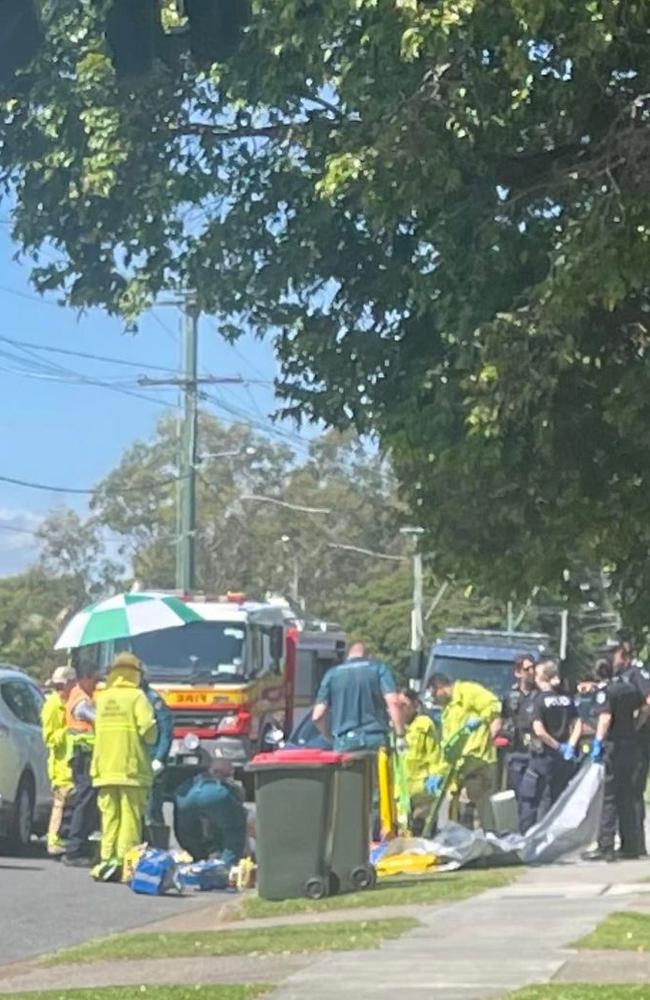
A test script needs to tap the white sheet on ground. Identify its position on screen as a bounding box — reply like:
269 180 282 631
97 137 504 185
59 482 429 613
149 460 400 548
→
380 758 605 869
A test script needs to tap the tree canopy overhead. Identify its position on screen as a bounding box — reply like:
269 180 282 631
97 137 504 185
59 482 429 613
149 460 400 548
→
2 1 650 625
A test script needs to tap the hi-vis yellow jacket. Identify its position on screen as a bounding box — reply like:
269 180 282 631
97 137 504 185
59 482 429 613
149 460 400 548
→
42 691 73 788
441 680 501 767
404 713 443 797
91 661 157 788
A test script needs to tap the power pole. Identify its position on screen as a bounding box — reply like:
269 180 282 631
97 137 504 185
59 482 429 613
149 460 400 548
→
400 526 425 682
139 294 234 593
177 301 199 593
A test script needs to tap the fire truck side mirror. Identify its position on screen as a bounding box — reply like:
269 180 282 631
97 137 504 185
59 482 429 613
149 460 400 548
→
270 626 284 664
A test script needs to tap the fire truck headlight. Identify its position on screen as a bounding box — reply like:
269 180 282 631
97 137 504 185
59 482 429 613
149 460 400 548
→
217 713 238 731
183 733 200 752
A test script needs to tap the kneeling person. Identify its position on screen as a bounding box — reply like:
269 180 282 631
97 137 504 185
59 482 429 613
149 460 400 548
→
398 688 443 831
174 760 247 866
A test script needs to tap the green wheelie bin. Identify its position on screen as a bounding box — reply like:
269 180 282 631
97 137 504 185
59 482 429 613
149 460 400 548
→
247 748 377 900
329 751 376 893
247 748 342 900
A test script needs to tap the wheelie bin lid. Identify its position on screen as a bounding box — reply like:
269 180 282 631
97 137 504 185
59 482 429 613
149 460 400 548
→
247 748 349 770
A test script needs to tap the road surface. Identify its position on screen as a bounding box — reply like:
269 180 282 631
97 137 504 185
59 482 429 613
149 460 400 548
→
0 844 212 966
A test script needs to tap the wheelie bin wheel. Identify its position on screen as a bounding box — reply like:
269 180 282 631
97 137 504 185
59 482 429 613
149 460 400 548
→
350 864 376 891
303 876 329 900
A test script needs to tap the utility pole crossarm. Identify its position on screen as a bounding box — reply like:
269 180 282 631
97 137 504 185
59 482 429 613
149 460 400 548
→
137 375 245 387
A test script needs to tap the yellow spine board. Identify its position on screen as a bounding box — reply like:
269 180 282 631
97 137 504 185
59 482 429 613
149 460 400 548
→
377 745 397 839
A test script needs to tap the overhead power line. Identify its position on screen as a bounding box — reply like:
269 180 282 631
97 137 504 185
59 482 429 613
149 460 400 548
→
0 472 187 496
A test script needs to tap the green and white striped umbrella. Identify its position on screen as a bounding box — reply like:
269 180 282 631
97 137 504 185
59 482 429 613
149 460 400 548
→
54 592 204 650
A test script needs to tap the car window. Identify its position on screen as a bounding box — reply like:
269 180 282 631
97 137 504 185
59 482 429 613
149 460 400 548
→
1 680 42 726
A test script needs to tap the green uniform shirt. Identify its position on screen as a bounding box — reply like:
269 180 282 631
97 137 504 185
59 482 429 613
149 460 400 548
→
316 657 396 751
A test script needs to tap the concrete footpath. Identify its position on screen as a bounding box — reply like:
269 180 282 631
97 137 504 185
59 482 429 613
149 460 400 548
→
2 859 650 998
269 860 650 1000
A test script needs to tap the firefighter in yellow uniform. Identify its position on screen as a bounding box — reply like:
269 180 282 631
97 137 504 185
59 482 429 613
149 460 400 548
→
90 653 157 881
41 666 76 855
397 689 444 832
428 674 502 831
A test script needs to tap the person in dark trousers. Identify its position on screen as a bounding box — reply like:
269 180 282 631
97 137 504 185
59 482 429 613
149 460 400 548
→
62 665 99 867
141 675 174 827
583 656 643 862
519 659 582 834
174 760 246 865
502 654 537 820
611 641 650 855
312 642 405 751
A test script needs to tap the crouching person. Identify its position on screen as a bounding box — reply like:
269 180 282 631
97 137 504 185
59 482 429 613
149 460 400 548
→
174 759 247 866
397 688 443 833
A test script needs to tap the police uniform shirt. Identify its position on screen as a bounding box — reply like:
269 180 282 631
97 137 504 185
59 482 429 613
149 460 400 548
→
595 676 643 742
503 685 536 751
531 689 578 747
621 664 650 701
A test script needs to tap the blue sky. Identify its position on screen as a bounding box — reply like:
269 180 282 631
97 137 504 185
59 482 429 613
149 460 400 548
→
0 222 312 575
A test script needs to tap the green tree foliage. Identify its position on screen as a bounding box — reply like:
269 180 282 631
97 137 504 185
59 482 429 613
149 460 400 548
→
90 415 405 611
2 0 650 625
326 563 503 680
0 569 79 680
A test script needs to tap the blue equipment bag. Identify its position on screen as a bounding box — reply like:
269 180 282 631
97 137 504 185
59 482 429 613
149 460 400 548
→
130 848 179 896
177 859 229 892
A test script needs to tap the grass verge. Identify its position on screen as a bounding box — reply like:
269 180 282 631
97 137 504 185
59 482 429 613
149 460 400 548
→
0 989 268 1000
43 917 417 965
242 866 520 918
574 911 650 951
507 988 650 1000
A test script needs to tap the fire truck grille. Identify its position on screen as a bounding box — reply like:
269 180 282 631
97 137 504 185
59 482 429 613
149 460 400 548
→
172 711 224 728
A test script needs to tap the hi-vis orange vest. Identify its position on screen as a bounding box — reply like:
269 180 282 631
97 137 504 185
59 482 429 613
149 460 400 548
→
66 684 95 749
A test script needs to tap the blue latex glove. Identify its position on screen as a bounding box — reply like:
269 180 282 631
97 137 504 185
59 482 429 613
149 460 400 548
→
425 774 444 796
464 717 481 733
558 742 576 761
590 738 604 763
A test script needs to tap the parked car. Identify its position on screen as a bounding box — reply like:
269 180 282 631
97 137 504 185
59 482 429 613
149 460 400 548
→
0 666 51 851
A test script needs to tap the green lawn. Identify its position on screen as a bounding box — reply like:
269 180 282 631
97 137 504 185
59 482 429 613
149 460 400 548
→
242 866 520 918
0 990 267 1000
507 988 650 1000
574 912 650 951
44 917 417 966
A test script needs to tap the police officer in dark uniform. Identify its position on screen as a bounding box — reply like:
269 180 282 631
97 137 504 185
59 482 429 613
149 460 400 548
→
612 641 650 856
583 656 643 862
519 659 582 834
502 654 537 822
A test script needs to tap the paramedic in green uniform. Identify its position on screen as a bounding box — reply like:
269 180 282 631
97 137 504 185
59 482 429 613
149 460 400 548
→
312 642 406 751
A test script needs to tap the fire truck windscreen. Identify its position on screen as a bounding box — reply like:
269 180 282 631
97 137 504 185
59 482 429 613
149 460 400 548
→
115 621 247 683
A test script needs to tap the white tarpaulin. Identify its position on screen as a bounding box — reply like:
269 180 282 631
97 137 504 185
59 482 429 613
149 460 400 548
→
378 759 605 869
